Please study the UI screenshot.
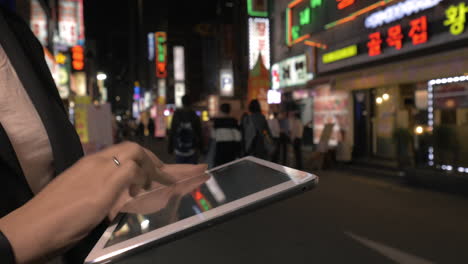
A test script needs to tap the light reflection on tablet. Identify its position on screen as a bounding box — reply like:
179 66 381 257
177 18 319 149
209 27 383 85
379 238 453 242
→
106 160 291 247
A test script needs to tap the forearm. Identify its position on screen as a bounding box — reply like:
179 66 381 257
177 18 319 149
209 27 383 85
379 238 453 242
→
0 195 95 263
0 170 123 263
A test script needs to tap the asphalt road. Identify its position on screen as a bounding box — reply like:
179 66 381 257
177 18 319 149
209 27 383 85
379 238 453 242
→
110 138 468 264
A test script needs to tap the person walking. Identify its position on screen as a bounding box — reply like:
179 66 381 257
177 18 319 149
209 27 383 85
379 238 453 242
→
278 112 290 165
168 95 202 164
290 112 304 170
241 100 272 160
210 103 241 167
267 112 281 163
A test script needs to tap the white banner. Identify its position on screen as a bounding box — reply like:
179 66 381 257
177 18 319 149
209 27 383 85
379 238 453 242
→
249 18 270 70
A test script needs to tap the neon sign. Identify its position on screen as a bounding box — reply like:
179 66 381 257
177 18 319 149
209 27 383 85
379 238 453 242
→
366 15 428 56
71 45 84 71
408 16 428 45
155 32 167 78
337 0 355 10
325 0 398 30
311 0 322 8
386 25 403 50
247 0 268 17
365 0 442 29
367 32 382 56
300 7 310 25
322 45 357 64
286 0 311 46
444 2 468 36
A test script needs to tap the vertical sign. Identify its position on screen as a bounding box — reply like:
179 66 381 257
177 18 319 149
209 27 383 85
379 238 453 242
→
155 32 167 78
175 83 186 108
74 96 91 143
148 33 155 61
71 45 84 71
174 46 185 108
55 52 71 99
220 68 234 97
174 46 185 81
156 79 167 137
30 0 48 46
59 0 82 46
249 18 270 70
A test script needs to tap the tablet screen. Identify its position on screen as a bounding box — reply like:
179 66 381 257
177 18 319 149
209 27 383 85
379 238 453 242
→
105 160 291 247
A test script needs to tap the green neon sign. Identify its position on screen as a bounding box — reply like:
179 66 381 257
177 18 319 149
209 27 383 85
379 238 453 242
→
247 0 268 17
292 25 300 40
157 37 165 62
444 3 467 36
322 45 358 64
311 0 322 8
300 7 310 25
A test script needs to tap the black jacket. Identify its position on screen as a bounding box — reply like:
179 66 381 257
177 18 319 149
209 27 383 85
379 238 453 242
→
0 7 105 264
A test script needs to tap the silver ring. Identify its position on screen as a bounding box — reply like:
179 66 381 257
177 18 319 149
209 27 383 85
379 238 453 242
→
112 156 121 167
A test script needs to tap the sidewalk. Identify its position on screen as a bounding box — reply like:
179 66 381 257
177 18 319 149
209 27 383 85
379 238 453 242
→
137 137 468 196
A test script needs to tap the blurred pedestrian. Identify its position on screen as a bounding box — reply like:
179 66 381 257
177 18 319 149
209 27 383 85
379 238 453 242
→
168 95 202 164
278 111 290 165
239 112 249 156
268 112 281 163
210 103 241 167
289 112 304 170
241 100 272 160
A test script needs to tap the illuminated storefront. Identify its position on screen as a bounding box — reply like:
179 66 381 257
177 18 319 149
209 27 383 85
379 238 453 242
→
272 0 468 170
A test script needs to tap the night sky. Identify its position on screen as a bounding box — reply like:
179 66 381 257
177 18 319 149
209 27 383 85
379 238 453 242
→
83 0 220 72
83 0 221 108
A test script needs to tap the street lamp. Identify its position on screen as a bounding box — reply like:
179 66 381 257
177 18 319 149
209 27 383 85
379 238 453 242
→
97 73 107 81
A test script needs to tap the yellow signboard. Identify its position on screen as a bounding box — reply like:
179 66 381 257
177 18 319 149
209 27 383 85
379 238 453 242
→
74 96 91 143
74 107 89 143
322 45 358 64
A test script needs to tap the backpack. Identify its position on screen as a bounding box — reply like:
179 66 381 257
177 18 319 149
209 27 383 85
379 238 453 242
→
243 115 257 154
175 121 196 156
243 115 274 157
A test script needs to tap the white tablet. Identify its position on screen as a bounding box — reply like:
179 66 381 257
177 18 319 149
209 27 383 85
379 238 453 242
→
85 156 318 264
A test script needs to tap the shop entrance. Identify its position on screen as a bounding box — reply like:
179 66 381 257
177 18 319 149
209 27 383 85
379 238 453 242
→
353 90 373 158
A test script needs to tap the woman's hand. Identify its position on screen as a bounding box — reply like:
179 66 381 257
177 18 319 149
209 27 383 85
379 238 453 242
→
0 141 207 264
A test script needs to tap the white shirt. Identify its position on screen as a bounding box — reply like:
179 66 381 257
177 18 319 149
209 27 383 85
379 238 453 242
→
267 118 280 138
0 43 54 194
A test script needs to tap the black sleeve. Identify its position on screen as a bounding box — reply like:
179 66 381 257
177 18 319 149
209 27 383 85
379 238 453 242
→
263 117 272 138
193 113 203 151
0 230 15 264
168 111 179 153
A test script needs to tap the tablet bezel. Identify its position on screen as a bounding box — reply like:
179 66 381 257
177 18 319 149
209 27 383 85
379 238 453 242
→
85 156 318 264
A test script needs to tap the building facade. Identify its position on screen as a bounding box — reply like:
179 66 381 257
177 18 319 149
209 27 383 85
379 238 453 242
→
271 0 468 174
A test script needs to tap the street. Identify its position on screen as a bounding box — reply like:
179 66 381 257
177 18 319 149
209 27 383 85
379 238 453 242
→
114 139 468 264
